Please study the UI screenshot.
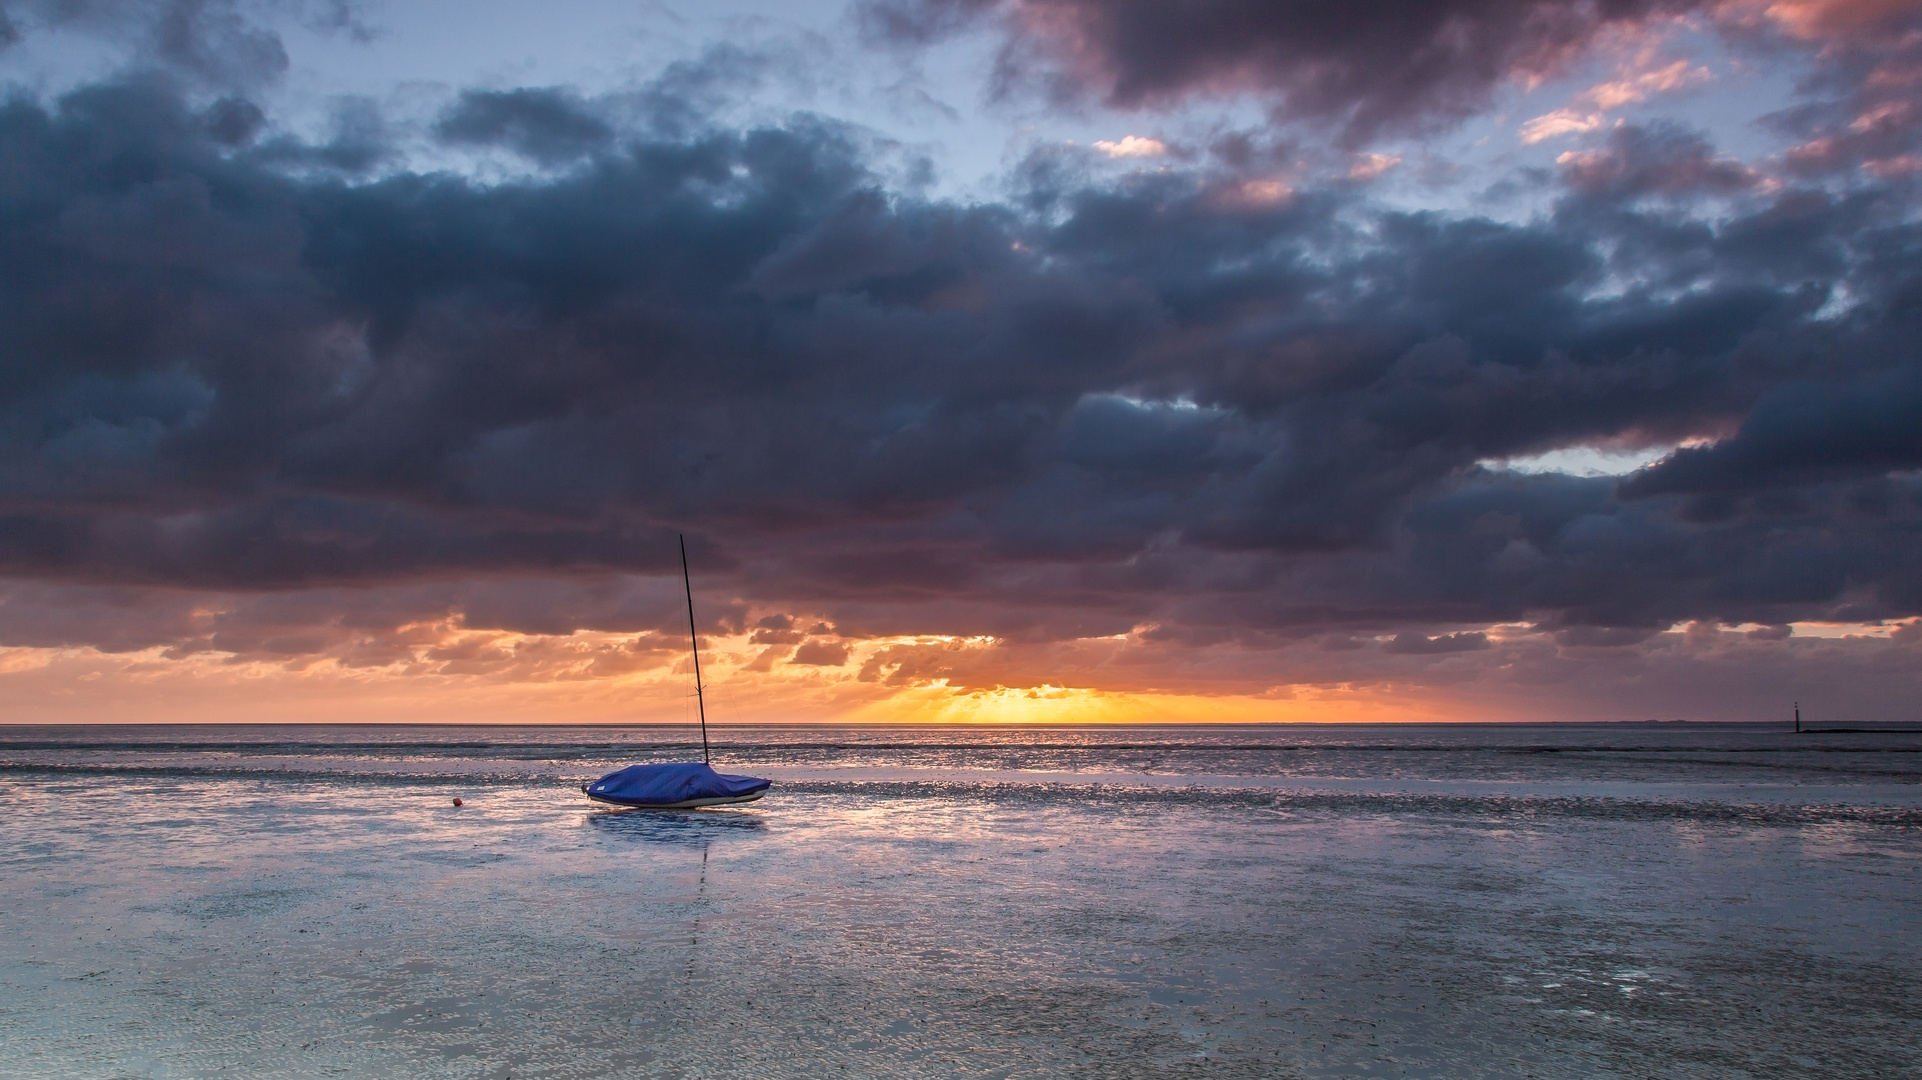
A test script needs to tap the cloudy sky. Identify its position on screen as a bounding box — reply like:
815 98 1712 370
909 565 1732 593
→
0 0 1918 725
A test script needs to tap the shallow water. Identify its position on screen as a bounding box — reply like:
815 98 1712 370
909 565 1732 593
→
2 723 1918 1079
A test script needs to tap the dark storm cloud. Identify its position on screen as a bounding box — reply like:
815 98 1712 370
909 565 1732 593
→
0 0 368 89
863 0 1691 138
433 89 613 165
1556 123 1760 201
0 575 694 657
1379 470 1922 630
0 495 690 587
1622 374 1922 495
0 68 1919 653
865 0 1922 157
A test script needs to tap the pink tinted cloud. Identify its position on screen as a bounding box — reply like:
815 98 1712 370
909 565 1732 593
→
922 0 1701 139
1718 0 1922 40
877 0 1920 170
1520 49 1713 144
1709 0 1922 174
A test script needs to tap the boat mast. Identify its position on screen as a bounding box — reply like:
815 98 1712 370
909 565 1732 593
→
680 534 711 764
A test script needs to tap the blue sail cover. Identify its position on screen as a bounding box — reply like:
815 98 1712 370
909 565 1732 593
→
584 762 771 807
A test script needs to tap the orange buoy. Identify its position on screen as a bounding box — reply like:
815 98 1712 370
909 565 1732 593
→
452 797 463 807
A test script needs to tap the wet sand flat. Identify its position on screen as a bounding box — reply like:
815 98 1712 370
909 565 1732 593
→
2 723 1918 1079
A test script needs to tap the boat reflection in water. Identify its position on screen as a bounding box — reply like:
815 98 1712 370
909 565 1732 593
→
585 806 768 845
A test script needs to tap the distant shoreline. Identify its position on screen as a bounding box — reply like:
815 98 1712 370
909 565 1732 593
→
1 719 1916 730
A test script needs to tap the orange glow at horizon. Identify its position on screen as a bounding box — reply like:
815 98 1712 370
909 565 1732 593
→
839 685 1470 726
0 622 1489 726
4 617 1911 726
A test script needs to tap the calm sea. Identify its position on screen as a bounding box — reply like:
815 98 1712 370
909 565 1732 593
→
3 723 1918 1078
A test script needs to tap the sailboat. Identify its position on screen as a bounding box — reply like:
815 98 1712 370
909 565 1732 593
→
581 536 773 810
